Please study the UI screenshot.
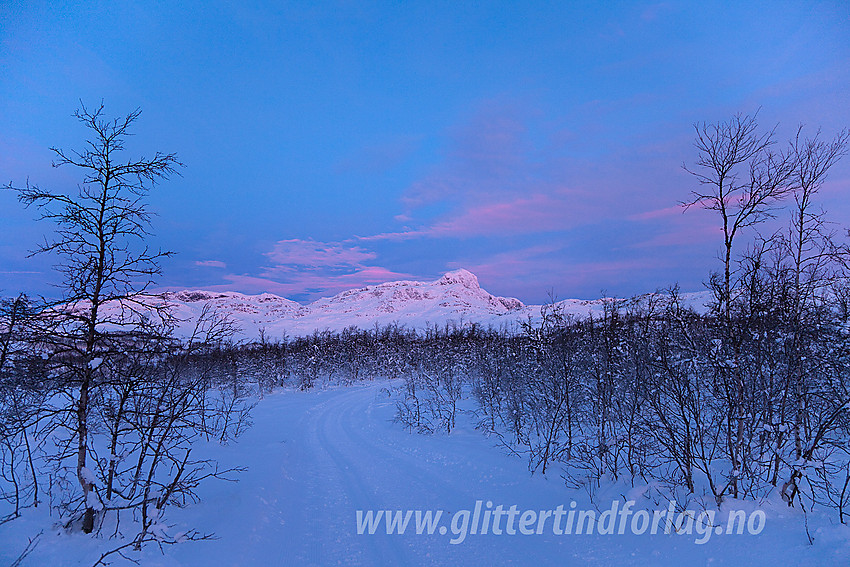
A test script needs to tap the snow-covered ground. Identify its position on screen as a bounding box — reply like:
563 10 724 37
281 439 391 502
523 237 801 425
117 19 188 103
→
4 382 848 566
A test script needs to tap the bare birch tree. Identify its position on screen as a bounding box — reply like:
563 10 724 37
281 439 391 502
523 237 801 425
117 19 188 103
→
7 102 182 533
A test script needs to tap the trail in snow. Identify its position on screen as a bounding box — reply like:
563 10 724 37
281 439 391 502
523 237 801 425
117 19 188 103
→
4 383 848 566
159 384 845 566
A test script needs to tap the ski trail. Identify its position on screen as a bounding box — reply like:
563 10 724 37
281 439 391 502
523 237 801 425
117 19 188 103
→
310 386 408 565
156 382 839 567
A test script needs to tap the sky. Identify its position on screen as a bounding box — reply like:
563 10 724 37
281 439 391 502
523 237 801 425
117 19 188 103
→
1 1 849 304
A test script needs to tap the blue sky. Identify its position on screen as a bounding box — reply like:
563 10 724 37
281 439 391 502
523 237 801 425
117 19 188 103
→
1 1 849 303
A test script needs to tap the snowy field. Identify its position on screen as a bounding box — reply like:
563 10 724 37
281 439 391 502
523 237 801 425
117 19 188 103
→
2 382 849 566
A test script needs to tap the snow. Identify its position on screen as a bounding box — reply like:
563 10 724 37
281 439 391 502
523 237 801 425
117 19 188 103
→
91 269 713 341
79 466 97 486
3 382 847 566
86 491 102 512
436 268 481 288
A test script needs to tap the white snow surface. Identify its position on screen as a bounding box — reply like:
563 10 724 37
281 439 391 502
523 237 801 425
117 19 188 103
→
79 467 97 486
3 383 847 565
103 269 712 340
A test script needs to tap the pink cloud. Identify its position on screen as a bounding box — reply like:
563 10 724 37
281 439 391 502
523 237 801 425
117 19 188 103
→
629 204 724 249
385 98 688 243
630 223 723 249
362 189 602 241
206 274 299 296
628 204 687 221
212 266 415 300
456 244 672 299
205 238 417 301
452 243 564 279
429 191 601 237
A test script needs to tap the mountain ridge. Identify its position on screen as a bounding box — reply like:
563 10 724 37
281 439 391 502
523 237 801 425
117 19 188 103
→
149 268 711 340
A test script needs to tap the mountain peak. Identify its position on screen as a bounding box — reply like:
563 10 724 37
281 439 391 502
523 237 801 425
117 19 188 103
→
98 270 711 340
436 268 480 289
147 268 527 339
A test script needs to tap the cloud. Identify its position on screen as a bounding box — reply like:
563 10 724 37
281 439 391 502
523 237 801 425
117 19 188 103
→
360 188 602 241
628 204 687 221
205 274 297 296
630 223 722 249
375 99 653 244
458 243 673 299
628 203 724 249
428 190 602 237
399 101 534 214
195 260 227 268
263 239 377 270
212 267 415 301
196 99 776 303
211 239 415 301
452 243 565 281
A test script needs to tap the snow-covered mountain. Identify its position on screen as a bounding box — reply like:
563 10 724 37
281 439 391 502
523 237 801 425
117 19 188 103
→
158 269 524 339
148 268 712 341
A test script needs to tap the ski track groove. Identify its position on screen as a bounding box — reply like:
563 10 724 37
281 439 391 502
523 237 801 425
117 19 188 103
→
310 387 408 565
